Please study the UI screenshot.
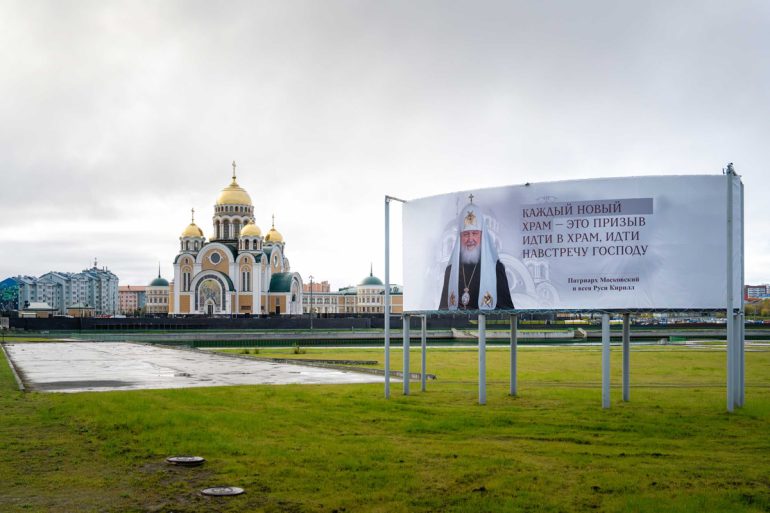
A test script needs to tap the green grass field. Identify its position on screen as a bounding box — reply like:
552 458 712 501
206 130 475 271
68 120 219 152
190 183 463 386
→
1 344 769 512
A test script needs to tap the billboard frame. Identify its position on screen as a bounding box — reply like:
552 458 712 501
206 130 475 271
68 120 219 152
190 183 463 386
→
384 168 745 412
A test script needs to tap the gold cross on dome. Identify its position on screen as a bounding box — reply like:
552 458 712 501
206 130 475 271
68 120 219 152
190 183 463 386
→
232 160 237 180
191 208 195 223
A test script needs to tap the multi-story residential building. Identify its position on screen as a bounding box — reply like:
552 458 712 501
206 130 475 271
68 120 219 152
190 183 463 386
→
12 261 119 316
118 285 147 316
745 284 770 300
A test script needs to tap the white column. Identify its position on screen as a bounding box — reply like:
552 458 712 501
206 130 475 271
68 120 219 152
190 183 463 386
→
602 313 611 409
421 315 427 392
622 313 630 402
510 313 518 396
479 313 486 405
403 314 410 395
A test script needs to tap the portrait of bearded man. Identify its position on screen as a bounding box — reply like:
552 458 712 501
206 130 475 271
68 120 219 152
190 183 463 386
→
439 199 514 310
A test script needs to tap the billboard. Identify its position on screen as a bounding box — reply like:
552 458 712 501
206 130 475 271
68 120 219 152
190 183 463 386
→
403 175 742 311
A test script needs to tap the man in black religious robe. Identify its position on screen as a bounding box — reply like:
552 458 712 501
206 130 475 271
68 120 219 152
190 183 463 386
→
439 259 514 310
438 203 514 310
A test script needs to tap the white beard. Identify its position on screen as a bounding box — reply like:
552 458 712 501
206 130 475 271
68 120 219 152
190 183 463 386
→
460 244 481 265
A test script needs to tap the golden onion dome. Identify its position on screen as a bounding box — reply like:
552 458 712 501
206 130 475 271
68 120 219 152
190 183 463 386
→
181 222 204 238
216 178 253 206
265 227 284 243
265 214 284 243
240 221 262 237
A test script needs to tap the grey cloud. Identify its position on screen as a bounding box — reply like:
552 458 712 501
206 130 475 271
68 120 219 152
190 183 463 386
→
1 0 768 286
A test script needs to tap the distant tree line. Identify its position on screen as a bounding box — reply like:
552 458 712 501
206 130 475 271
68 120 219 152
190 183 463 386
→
745 299 770 318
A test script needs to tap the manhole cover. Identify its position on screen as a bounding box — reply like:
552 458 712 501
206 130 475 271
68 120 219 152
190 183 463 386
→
166 456 205 467
201 486 244 496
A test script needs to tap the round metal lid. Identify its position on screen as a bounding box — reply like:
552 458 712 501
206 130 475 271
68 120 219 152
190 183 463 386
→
201 486 245 496
166 456 206 467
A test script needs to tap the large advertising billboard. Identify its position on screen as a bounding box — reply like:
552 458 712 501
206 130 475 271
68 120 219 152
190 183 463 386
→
403 175 742 312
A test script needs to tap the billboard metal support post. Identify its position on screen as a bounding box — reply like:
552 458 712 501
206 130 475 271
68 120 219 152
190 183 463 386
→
739 179 745 408
479 313 486 405
383 194 405 400
403 314 410 395
602 313 611 409
738 310 746 408
733 311 741 407
384 197 391 399
421 315 427 392
510 313 518 396
726 170 735 412
622 312 630 402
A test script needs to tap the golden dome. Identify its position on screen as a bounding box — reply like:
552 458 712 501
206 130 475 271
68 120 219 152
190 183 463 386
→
216 178 253 206
265 214 283 242
240 221 262 237
181 208 204 238
264 214 283 242
265 227 283 243
181 223 204 238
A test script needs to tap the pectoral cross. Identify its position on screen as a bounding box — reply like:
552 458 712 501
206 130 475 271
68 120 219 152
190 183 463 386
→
468 193 474 204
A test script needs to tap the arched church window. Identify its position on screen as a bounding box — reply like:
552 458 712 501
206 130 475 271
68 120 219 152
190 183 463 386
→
223 222 230 239
185 241 190 251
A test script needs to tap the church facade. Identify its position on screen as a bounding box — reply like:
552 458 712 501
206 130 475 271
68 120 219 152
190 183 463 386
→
169 163 303 316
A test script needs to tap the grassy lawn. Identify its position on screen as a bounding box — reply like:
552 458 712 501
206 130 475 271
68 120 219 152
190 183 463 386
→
1 344 769 512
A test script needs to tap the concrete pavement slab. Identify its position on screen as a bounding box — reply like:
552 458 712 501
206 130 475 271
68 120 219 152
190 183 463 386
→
4 342 383 393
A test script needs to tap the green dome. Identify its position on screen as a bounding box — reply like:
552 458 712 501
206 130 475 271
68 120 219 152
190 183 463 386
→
149 276 169 287
359 272 383 286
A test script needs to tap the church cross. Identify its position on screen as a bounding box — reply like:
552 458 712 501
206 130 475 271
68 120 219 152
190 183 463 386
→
232 160 237 180
191 208 195 223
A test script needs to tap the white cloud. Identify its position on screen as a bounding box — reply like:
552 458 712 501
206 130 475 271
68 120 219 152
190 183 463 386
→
0 0 768 288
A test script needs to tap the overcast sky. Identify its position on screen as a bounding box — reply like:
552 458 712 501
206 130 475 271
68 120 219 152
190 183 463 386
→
1 0 768 289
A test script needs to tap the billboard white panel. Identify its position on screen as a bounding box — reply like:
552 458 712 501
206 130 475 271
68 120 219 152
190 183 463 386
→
402 175 742 311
